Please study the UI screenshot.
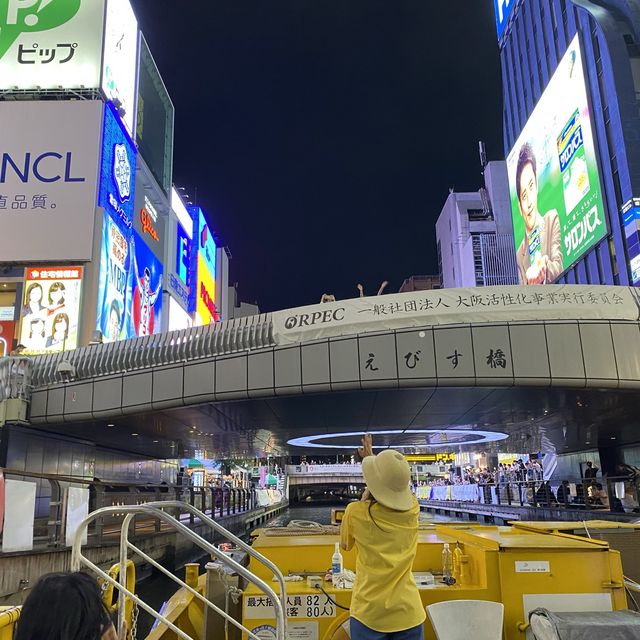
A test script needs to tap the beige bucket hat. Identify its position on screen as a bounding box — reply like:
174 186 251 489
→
362 449 414 511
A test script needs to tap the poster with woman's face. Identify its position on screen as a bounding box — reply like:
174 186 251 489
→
19 267 83 354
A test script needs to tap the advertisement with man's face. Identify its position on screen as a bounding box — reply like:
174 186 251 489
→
19 266 83 354
507 35 607 285
96 212 163 342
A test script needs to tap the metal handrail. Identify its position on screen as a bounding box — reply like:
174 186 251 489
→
71 504 286 640
144 500 288 613
30 313 275 387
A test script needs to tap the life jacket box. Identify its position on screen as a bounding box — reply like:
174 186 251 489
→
204 559 248 640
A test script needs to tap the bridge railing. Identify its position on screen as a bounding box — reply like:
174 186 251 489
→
417 476 640 513
0 469 274 554
286 463 363 475
29 313 275 387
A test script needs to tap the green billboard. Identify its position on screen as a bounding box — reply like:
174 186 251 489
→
507 35 607 285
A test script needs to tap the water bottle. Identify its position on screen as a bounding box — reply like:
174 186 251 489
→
332 542 344 586
442 543 453 581
453 543 463 582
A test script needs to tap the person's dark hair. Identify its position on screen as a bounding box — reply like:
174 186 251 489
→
48 281 66 305
15 572 112 640
515 142 537 199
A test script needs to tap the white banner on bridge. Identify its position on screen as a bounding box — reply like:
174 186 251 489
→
272 285 640 345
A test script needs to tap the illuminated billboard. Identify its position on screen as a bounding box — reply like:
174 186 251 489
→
133 172 165 261
0 100 103 263
19 266 83 354
0 0 104 91
507 36 607 285
194 208 218 325
494 0 516 40
102 0 138 136
99 101 137 231
95 211 163 342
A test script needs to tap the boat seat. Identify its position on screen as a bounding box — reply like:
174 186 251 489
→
426 600 504 640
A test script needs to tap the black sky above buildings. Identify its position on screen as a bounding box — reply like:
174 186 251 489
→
131 1 503 312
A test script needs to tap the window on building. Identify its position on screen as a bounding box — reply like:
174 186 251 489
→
609 238 620 282
624 33 640 58
437 240 443 284
467 208 493 221
472 234 485 287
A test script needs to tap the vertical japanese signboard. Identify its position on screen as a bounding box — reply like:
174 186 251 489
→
194 208 218 325
494 0 516 40
96 101 162 342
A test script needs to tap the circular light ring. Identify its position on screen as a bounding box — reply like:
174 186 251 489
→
287 429 509 449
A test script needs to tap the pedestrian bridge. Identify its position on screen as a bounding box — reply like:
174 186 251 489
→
3 284 640 458
285 464 364 486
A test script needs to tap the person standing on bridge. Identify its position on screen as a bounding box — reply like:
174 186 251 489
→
341 434 426 640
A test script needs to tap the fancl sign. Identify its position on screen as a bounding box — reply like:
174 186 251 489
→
0 100 103 263
0 151 86 183
494 0 516 40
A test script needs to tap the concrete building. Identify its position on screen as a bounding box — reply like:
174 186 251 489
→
228 285 260 319
398 275 442 292
435 161 518 289
497 0 640 286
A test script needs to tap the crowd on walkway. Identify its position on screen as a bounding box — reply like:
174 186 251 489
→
415 459 640 513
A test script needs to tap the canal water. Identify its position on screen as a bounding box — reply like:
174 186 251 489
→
135 504 457 636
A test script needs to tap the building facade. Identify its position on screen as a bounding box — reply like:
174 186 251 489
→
435 161 519 288
0 1 232 355
498 0 640 286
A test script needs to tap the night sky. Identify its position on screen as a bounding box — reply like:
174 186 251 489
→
131 1 504 312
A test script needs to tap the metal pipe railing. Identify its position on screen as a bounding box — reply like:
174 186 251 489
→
72 504 286 640
0 470 270 551
29 313 275 388
418 475 640 513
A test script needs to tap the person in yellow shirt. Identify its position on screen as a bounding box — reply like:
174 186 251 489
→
340 435 426 640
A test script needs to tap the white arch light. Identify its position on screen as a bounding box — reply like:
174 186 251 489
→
287 429 509 449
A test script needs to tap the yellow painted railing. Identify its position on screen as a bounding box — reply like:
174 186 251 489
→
0 606 21 640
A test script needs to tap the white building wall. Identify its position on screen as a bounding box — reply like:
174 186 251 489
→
435 160 517 289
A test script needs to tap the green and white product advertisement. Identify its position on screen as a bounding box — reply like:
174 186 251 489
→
507 35 607 284
0 0 104 91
